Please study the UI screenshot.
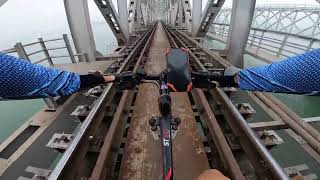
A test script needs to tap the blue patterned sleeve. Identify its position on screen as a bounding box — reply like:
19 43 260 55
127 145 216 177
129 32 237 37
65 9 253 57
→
238 49 320 95
0 53 81 99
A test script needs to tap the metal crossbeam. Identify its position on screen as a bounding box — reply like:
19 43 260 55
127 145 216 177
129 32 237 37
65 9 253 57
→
180 0 192 31
94 0 127 45
0 0 8 7
196 0 225 37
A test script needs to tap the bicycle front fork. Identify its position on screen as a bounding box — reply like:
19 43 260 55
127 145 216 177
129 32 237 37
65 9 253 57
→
149 116 181 180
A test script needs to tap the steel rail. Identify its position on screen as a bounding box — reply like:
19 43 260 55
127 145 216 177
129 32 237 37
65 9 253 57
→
164 25 289 180
162 24 207 71
192 89 245 180
90 24 158 180
210 23 320 148
213 88 289 180
163 24 245 180
263 93 320 143
171 29 232 68
253 92 320 154
49 24 157 180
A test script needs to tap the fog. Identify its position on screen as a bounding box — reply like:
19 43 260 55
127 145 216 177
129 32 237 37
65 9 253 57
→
0 0 319 50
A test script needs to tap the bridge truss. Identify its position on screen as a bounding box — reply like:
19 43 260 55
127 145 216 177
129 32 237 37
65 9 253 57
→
214 5 320 39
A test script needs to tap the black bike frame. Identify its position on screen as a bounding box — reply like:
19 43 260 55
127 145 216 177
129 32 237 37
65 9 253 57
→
117 71 211 180
158 78 174 180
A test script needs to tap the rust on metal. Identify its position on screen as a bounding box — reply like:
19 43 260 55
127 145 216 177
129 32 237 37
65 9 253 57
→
119 23 210 180
118 83 162 180
192 88 245 180
165 24 288 179
90 90 134 180
171 92 210 180
119 23 168 180
253 92 320 154
264 93 320 143
91 24 158 180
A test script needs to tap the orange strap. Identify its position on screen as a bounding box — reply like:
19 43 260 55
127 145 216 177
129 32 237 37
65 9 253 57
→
187 82 193 92
181 48 189 52
167 83 177 92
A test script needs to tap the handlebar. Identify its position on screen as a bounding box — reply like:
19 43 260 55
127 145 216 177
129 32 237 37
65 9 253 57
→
111 70 226 92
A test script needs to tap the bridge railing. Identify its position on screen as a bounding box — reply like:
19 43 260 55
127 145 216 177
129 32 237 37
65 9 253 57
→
105 41 118 54
0 34 87 66
208 23 320 60
0 34 88 111
213 6 320 40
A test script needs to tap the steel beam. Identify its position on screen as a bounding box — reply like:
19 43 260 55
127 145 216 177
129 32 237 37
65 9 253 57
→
141 2 148 26
94 0 127 45
226 0 256 68
182 0 192 31
117 0 130 41
171 1 179 26
0 0 8 7
64 0 96 62
192 0 202 37
178 0 183 27
48 24 157 180
128 0 136 33
196 0 225 37
136 0 142 26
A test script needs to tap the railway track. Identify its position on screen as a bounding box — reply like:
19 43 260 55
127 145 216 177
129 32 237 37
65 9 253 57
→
163 24 288 180
48 22 320 180
49 23 158 180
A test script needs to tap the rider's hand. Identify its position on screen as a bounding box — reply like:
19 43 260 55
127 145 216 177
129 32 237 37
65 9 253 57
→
222 67 241 87
88 70 116 83
113 71 136 83
192 67 240 88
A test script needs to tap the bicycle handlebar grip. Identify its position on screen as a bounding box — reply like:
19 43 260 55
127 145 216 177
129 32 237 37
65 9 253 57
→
191 67 240 88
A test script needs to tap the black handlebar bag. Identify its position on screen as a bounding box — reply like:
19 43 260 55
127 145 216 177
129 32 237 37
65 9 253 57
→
166 48 192 92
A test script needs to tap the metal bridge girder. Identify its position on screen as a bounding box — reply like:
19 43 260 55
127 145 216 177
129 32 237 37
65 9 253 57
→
141 2 149 26
128 0 137 31
226 0 256 68
128 0 146 30
0 0 8 7
178 0 183 27
64 0 97 62
94 0 128 45
118 0 130 41
182 0 192 31
214 5 320 40
191 0 202 36
196 0 225 37
170 1 179 26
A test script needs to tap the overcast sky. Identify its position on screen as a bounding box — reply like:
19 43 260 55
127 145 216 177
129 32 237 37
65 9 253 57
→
0 0 318 26
0 0 319 50
0 0 319 24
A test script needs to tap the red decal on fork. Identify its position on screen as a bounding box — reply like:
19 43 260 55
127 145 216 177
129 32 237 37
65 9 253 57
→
163 128 170 139
166 167 172 180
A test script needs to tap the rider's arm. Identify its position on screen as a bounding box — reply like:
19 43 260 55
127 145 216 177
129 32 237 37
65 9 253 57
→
0 53 114 99
235 49 320 95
